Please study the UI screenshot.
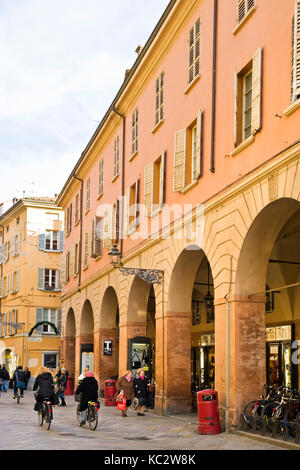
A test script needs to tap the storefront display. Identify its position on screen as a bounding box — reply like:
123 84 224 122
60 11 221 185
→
266 325 297 389
191 333 215 393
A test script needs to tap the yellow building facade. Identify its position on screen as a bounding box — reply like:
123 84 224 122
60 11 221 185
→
0 198 63 379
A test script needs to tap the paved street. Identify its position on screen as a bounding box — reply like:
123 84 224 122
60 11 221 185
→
0 390 282 451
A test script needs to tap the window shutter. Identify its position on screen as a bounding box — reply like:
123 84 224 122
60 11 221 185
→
159 152 166 207
55 270 61 291
15 271 19 292
59 231 64 252
57 308 62 334
123 188 130 236
12 236 15 257
84 233 89 267
5 275 9 296
70 246 75 276
144 164 153 216
293 1 300 99
0 278 3 298
36 308 44 333
194 110 202 181
234 68 239 147
86 178 91 212
61 253 67 283
91 219 95 257
39 234 45 251
135 178 140 227
173 129 186 192
0 243 5 264
38 268 44 290
10 272 14 294
251 46 262 134
17 233 21 254
103 206 113 249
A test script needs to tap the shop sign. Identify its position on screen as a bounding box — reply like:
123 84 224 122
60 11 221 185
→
266 325 292 342
103 340 112 356
200 333 215 346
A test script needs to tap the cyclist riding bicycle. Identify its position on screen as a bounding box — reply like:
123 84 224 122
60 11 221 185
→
12 366 26 399
33 367 55 412
75 371 99 425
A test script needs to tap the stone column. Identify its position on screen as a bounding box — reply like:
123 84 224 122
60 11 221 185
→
215 295 266 428
74 333 94 385
94 328 118 389
155 311 191 415
62 336 75 378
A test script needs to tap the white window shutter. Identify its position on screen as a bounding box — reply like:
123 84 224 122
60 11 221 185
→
144 163 153 216
194 110 202 181
5 275 9 296
103 206 113 249
10 272 14 294
251 46 262 134
0 278 3 298
173 129 186 192
70 246 75 277
61 253 66 283
15 271 19 292
36 308 44 333
17 233 21 254
159 152 166 207
38 268 44 290
123 188 130 236
55 270 61 291
293 0 300 99
234 68 239 147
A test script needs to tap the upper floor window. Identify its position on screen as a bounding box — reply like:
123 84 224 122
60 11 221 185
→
155 72 164 127
234 47 262 147
12 233 21 257
132 109 139 156
114 136 120 178
38 268 61 291
39 230 63 252
10 271 20 294
36 307 61 335
189 18 200 84
66 204 72 235
99 159 104 197
144 153 166 217
238 0 255 24
91 217 103 258
0 241 9 264
86 177 91 212
74 193 80 225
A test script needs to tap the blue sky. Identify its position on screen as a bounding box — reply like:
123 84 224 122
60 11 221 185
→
0 0 170 203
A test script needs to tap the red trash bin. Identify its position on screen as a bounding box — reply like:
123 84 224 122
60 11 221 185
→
104 379 117 406
197 389 222 435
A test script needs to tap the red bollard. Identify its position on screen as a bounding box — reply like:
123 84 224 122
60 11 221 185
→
64 377 74 396
104 379 117 406
197 389 222 435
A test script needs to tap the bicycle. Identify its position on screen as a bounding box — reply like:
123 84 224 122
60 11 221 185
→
38 398 53 430
76 401 100 431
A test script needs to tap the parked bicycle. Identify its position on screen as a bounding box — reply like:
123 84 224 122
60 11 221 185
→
76 400 99 431
38 397 53 430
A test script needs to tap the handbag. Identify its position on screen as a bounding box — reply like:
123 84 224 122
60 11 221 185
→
116 392 127 411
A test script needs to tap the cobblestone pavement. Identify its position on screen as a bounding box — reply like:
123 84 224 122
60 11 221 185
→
0 390 282 451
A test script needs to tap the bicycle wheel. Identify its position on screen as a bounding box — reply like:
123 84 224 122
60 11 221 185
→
88 407 98 431
44 405 51 430
38 409 44 426
242 400 257 430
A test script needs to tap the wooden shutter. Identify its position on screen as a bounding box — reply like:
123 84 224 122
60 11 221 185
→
194 111 202 181
251 46 262 134
159 152 166 207
70 246 75 276
234 68 239 147
17 233 21 254
15 271 19 292
144 164 153 216
38 268 44 290
293 1 300 99
36 308 44 333
12 236 15 257
5 275 9 296
86 178 90 211
0 243 5 264
123 188 130 236
55 270 61 291
95 217 103 256
135 178 140 227
39 234 45 251
173 129 186 192
61 253 67 283
103 207 113 249
59 231 64 252
84 233 89 267
0 278 3 298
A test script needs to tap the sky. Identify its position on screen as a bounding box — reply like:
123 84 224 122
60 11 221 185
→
0 0 170 204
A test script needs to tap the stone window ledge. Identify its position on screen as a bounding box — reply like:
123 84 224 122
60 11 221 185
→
283 98 300 117
230 134 255 157
232 6 257 35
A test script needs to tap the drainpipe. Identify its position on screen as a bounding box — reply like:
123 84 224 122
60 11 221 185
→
73 174 83 289
224 255 233 433
0 224 3 320
210 0 218 173
112 106 126 257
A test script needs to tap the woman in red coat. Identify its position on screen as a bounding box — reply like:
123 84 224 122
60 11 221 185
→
117 370 133 417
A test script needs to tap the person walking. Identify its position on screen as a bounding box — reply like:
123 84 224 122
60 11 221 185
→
1 366 10 393
33 367 55 411
116 370 134 417
57 368 68 406
24 367 31 390
12 366 26 399
133 368 149 416
74 371 99 425
0 366 4 392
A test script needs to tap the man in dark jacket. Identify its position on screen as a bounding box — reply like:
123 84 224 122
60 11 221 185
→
33 367 55 411
12 366 26 398
75 372 99 425
57 368 68 406
1 366 10 393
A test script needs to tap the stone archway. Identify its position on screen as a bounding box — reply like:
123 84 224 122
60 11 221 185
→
157 245 214 415
76 299 94 380
219 197 300 427
63 308 76 380
97 286 120 388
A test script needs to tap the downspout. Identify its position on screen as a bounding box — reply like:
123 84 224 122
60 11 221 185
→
112 106 126 257
73 174 83 289
224 255 233 433
210 0 218 173
0 225 4 319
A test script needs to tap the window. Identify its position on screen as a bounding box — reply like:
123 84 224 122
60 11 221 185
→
7 309 18 335
114 137 120 178
144 153 166 216
74 193 80 225
91 217 103 258
12 233 21 256
292 1 300 102
43 352 59 369
0 275 9 298
39 231 63 252
234 47 262 147
124 180 140 234
10 271 19 294
238 0 255 24
16 217 20 225
74 243 79 275
0 241 9 263
99 159 104 196
38 268 61 291
66 204 72 235
83 233 89 268
155 72 164 126
132 109 139 156
36 307 62 335
189 18 200 84
86 178 91 212
173 111 202 192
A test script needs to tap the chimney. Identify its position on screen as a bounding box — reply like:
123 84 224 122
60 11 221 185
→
135 45 143 56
